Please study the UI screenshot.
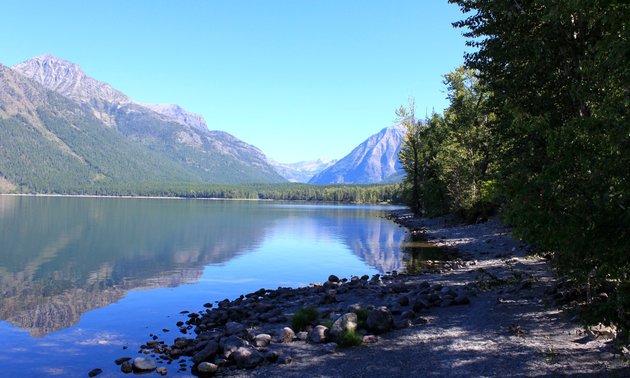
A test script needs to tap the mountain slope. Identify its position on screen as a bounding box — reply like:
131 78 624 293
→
308 124 406 184
0 65 200 192
12 55 285 184
270 158 337 183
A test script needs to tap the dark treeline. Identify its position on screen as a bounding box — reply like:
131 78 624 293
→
8 182 404 205
400 1 630 331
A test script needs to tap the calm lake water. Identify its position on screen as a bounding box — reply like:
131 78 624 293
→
0 196 416 377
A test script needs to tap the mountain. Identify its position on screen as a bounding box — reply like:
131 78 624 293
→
270 158 337 183
142 103 208 132
11 54 285 184
0 64 201 192
308 124 406 184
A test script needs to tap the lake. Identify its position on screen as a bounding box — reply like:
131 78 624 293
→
0 196 411 377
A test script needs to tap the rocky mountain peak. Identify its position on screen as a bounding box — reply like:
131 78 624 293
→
12 54 131 105
308 123 406 184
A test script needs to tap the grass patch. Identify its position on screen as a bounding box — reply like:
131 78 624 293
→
338 329 363 347
353 308 369 330
291 307 319 331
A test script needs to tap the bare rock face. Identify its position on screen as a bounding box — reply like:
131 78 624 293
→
12 54 131 105
308 123 406 184
143 103 208 132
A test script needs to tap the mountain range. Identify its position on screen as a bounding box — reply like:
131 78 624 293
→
309 123 406 184
4 54 285 191
0 54 406 191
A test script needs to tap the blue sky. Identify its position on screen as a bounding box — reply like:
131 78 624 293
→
1 0 469 163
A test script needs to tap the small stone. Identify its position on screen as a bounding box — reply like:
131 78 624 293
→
264 350 280 363
197 362 218 374
277 354 293 364
279 327 295 343
394 318 413 329
114 357 131 365
322 343 337 354
362 335 379 344
156 367 168 376
308 325 328 343
328 274 340 283
232 347 264 369
296 331 308 341
132 357 157 372
88 368 102 377
120 361 133 373
254 333 272 347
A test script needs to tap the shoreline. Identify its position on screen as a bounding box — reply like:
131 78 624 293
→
112 211 628 377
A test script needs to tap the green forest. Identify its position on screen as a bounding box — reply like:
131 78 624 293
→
399 1 629 331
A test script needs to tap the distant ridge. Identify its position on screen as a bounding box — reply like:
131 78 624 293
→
270 158 337 183
308 124 406 184
11 54 285 184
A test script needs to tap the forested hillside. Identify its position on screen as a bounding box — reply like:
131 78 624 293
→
0 65 200 193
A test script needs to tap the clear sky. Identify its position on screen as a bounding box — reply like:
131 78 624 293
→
0 0 468 163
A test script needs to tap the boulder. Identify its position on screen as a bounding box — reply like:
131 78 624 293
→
367 307 393 333
225 321 245 335
279 327 295 343
330 313 358 340
232 347 264 369
221 335 249 358
197 362 218 374
132 357 157 372
308 325 328 343
254 333 272 347
191 340 219 363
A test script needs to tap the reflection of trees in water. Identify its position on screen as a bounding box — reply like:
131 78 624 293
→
402 233 456 274
0 197 272 336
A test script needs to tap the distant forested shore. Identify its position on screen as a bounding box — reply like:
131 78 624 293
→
0 182 404 204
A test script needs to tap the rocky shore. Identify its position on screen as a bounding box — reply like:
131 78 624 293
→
107 211 629 377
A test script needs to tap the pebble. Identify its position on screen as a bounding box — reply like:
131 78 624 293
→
88 368 102 377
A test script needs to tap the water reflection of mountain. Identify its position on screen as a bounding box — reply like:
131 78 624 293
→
0 198 406 336
0 197 272 336
270 207 407 273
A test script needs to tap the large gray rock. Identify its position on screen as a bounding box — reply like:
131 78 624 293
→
225 321 246 335
191 340 219 363
197 362 218 374
232 347 264 369
308 325 329 343
221 335 249 358
367 307 393 333
279 327 295 343
132 357 157 372
254 333 272 347
330 313 358 340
